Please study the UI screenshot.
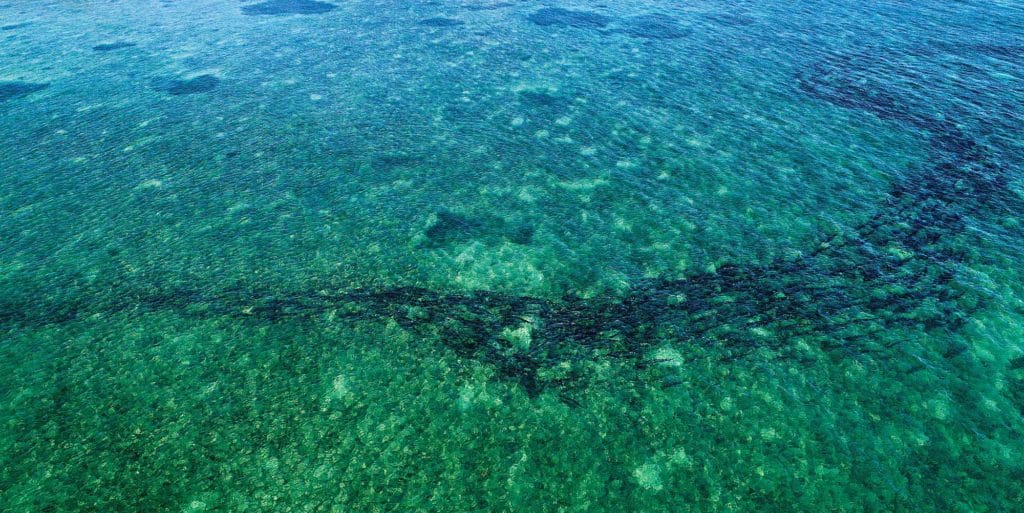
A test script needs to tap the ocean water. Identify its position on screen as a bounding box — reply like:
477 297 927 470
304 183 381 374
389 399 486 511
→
1 0 1023 511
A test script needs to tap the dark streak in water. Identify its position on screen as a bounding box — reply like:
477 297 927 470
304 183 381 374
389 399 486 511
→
419 17 465 28
92 41 136 52
527 8 611 29
155 74 220 95
422 210 534 247
1 21 31 30
241 0 337 16
1 42 1018 403
0 81 49 102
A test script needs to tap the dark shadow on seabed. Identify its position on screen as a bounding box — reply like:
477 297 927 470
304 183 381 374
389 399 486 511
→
2 40 1021 404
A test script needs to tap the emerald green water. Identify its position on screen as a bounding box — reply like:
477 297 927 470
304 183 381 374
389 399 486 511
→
2 1 1023 511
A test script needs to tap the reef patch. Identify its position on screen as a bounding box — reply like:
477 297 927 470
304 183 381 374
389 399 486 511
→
527 7 611 29
1 37 1019 406
0 81 48 102
92 41 136 52
423 210 534 247
419 17 465 28
155 74 220 96
241 0 337 16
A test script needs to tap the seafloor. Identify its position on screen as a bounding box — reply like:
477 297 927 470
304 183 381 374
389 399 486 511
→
1 0 1023 511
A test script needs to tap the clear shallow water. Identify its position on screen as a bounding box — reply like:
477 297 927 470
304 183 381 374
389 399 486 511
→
1 0 1023 511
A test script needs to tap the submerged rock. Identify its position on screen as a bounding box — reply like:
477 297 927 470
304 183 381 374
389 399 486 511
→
516 88 562 107
527 7 611 29
419 17 465 27
0 81 48 102
423 210 534 247
241 0 337 16
92 41 136 52
156 74 220 96
1010 355 1024 370
425 211 487 244
515 87 570 116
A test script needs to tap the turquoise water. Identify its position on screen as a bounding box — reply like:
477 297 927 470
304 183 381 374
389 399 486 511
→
2 0 1023 510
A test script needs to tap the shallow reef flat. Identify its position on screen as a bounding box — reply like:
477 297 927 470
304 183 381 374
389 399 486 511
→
1 0 1023 512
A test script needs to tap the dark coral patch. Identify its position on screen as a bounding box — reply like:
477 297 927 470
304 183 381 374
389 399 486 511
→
504 221 535 245
1011 355 1024 370
92 41 136 52
515 88 572 117
527 7 611 29
158 75 220 96
241 0 337 15
419 17 465 27
0 81 48 102
424 210 534 247
425 211 487 245
517 89 562 107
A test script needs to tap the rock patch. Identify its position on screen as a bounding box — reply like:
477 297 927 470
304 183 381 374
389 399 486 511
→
241 0 337 16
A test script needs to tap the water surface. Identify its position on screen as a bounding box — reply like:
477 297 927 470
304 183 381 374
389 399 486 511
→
2 0 1023 511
